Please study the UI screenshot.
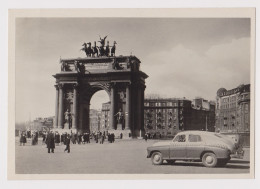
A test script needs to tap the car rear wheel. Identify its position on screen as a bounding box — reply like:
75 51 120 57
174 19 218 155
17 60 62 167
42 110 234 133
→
151 152 163 165
202 152 218 167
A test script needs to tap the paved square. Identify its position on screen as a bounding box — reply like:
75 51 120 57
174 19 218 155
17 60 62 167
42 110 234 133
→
15 138 250 174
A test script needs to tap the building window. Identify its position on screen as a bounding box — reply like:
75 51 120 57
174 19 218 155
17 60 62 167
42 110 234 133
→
167 102 173 106
245 104 249 112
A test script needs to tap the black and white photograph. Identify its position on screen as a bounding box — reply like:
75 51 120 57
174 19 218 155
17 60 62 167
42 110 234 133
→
7 8 255 179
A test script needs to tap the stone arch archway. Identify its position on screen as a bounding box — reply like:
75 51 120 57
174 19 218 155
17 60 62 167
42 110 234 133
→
53 56 148 138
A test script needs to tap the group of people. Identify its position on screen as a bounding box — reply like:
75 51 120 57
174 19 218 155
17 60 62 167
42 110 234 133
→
19 130 119 154
144 132 162 141
19 131 39 146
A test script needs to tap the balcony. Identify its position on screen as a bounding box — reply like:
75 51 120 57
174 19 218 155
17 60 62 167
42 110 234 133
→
238 94 250 104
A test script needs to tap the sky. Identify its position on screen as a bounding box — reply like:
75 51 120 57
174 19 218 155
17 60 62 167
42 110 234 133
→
15 18 251 122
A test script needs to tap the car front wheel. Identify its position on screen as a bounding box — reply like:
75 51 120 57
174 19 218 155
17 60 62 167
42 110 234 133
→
151 152 163 165
202 152 218 167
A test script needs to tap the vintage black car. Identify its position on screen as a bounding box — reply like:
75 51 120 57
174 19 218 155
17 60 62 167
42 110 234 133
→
147 131 236 167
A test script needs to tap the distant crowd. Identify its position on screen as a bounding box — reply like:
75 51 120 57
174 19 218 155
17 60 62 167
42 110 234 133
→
19 130 122 153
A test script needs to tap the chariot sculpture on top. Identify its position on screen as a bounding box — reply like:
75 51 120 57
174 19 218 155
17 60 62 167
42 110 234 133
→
81 35 117 57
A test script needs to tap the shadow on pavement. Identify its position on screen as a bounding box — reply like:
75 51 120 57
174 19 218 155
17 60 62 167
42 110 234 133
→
161 160 250 169
229 160 250 164
225 164 250 169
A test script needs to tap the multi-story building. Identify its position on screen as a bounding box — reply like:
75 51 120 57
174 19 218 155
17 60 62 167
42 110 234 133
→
215 84 250 146
215 84 250 133
101 102 110 131
144 98 191 136
190 98 216 132
89 109 101 132
30 117 54 131
143 97 215 137
99 97 216 137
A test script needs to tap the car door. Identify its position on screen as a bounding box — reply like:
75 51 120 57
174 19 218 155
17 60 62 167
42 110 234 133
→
170 134 187 159
186 134 205 160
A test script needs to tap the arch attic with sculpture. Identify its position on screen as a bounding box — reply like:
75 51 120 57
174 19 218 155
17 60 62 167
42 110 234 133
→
53 36 148 138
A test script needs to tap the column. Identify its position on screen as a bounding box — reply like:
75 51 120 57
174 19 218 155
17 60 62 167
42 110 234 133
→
54 85 59 128
125 83 131 130
136 85 142 134
58 83 64 129
110 84 115 130
72 84 78 129
141 86 145 131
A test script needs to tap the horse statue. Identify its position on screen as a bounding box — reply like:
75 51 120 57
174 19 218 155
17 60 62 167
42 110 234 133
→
92 41 99 57
81 42 92 57
81 42 88 56
98 46 106 56
111 41 117 57
105 41 110 56
86 42 93 57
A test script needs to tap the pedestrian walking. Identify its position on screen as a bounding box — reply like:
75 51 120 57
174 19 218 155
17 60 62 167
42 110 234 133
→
42 132 46 145
55 132 61 145
64 134 71 153
20 132 26 146
46 130 55 153
144 133 148 142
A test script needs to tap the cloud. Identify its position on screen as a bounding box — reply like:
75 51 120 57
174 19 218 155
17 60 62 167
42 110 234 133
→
142 37 250 100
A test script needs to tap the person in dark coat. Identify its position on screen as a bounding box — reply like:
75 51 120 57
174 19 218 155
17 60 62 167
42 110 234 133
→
20 132 26 146
55 132 61 145
64 134 71 153
61 133 64 144
108 133 111 143
78 133 82 144
86 133 90 143
95 133 99 143
111 133 115 143
144 133 148 142
63 133 68 145
83 133 87 144
46 131 55 153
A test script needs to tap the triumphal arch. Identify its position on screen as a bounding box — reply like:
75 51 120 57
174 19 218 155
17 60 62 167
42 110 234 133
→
53 37 148 137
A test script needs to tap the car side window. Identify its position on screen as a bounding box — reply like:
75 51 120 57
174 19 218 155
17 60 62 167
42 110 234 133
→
173 134 186 142
188 134 202 142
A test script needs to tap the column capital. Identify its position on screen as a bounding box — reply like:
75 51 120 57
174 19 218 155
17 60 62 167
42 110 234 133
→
110 82 116 88
54 84 59 90
58 83 64 89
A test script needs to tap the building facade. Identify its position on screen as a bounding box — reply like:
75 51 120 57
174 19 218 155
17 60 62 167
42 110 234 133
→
31 117 54 131
143 97 215 137
215 84 250 134
89 109 101 132
100 102 110 131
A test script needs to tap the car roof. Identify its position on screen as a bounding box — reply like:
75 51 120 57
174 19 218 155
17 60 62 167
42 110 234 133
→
176 130 216 136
